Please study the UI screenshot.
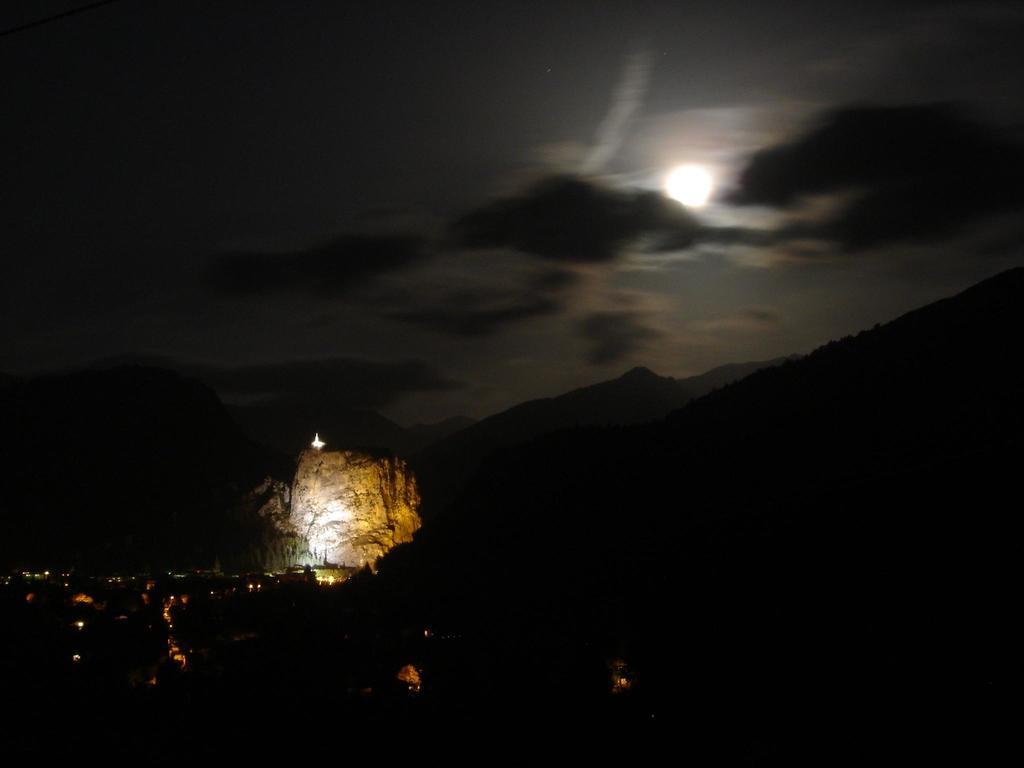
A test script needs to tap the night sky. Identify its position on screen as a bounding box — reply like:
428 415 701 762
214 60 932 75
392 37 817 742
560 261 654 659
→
4 0 1023 423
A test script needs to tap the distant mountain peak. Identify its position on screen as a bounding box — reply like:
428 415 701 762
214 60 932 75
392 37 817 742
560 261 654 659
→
412 356 789 520
619 365 661 380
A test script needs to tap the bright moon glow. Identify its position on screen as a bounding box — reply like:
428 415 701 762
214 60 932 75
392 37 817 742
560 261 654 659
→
665 165 713 207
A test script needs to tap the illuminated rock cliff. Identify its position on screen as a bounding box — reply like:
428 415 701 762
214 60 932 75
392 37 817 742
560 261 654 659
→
288 448 421 569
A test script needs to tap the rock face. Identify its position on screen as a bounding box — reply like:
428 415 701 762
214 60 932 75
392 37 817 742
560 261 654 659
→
232 477 305 572
288 448 421 569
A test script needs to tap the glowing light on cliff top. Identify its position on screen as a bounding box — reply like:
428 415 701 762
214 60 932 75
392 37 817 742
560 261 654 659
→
665 164 713 208
311 433 325 450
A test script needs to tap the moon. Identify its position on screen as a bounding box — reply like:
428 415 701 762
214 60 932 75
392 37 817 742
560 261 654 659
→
665 164 713 208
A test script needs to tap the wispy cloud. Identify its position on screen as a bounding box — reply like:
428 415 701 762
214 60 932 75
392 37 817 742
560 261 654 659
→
581 48 652 175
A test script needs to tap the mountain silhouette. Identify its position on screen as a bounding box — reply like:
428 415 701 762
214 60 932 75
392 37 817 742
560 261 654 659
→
227 399 472 458
358 267 1024 753
0 366 286 571
411 357 790 518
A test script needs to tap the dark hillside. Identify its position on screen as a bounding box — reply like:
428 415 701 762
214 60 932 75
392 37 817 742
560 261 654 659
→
0 366 288 571
355 268 1024 753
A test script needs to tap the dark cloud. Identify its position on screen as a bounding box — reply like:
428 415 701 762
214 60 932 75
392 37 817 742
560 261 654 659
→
526 267 580 292
731 104 1024 250
579 311 661 365
696 307 783 334
742 308 780 325
82 355 462 411
390 294 561 337
388 268 577 337
452 176 702 262
206 234 428 297
196 358 461 409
